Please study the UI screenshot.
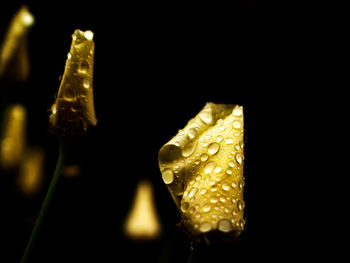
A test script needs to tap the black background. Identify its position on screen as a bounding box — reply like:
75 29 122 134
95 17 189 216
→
0 1 339 263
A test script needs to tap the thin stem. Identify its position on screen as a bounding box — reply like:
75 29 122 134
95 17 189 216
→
186 243 196 263
20 139 65 263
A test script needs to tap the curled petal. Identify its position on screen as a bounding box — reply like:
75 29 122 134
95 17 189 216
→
159 102 245 242
49 29 97 137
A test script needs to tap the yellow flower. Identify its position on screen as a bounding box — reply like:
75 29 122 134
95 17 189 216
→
0 104 26 170
159 102 245 243
49 29 97 137
0 5 34 81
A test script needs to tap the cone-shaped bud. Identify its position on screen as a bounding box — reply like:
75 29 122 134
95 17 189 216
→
0 104 26 170
17 148 44 195
0 5 34 81
124 180 162 240
49 29 97 137
159 102 245 243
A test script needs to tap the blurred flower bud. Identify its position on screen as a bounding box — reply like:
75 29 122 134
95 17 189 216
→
124 180 162 240
49 29 97 137
0 5 34 81
17 147 45 195
159 102 245 243
0 104 26 170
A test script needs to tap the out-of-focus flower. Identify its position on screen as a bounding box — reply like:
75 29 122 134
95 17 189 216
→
49 29 97 137
124 180 162 240
159 102 245 242
17 147 45 195
0 5 34 81
62 164 81 178
0 104 26 170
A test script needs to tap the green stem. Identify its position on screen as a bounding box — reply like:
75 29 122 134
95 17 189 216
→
186 243 196 263
20 139 65 263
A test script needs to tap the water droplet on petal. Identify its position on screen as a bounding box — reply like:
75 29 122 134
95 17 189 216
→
67 53 72 59
233 106 243 116
216 135 223 142
200 153 209 162
226 138 234 144
84 30 94 40
199 222 212 233
208 142 220 155
222 182 231 191
218 219 233 232
188 128 197 139
79 60 89 74
233 120 242 129
63 86 75 101
214 165 222 174
202 203 211 212
199 112 212 124
188 187 198 198
180 202 189 212
204 162 215 174
236 153 243 164
83 78 91 89
237 200 244 211
182 140 197 157
162 168 174 184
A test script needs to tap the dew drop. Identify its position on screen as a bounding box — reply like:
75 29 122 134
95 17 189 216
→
200 153 209 162
202 203 211 213
199 222 212 233
204 162 215 174
199 112 212 124
188 128 197 139
79 60 89 74
216 135 223 142
222 182 231 191
161 168 174 184
84 30 94 40
180 202 189 212
226 138 234 144
232 106 243 116
218 219 233 233
236 153 243 164
63 86 75 101
208 142 220 155
188 187 198 199
214 165 222 174
233 120 242 129
237 200 244 211
239 180 244 190
67 52 72 59
210 196 218 204
226 168 233 175
229 161 235 168
239 218 245 229
83 78 91 89
232 181 237 188
235 144 240 151
182 140 197 157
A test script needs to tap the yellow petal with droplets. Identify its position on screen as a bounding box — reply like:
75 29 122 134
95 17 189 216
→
49 29 97 137
159 102 245 243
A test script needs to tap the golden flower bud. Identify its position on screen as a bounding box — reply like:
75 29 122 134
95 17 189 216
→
124 180 162 240
0 5 34 81
17 148 45 195
0 104 26 170
159 102 245 242
49 29 97 137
